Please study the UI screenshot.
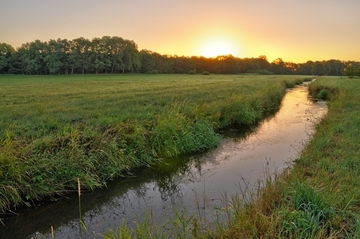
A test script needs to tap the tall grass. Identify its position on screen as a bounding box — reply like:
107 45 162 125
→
100 76 360 238
212 77 360 238
0 74 310 213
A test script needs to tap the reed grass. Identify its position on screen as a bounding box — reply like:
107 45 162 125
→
102 77 360 238
215 77 360 238
0 74 310 213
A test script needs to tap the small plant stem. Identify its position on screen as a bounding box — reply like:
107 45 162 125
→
77 178 87 231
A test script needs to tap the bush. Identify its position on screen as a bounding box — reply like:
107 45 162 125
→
316 89 330 100
202 71 210 75
147 70 158 74
256 69 274 75
188 69 196 75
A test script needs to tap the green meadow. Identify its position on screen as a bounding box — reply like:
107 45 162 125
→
0 74 310 213
212 77 360 238
101 78 360 239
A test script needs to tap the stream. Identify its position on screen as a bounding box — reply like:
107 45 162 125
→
0 82 328 239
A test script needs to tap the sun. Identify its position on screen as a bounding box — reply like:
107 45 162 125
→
199 37 240 58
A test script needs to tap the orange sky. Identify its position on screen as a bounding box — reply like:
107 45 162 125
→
1 0 360 63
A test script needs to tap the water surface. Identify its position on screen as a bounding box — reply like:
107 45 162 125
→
0 83 327 238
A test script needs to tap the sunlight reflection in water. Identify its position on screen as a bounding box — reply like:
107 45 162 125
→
2 84 327 239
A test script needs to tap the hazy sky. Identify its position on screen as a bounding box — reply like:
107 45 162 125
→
1 0 359 62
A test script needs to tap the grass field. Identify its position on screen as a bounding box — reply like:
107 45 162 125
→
0 74 310 213
101 78 360 238
211 77 360 238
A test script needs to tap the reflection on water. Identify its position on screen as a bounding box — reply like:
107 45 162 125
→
0 84 327 239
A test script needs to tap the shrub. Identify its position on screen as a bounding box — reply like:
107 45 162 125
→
202 71 210 75
256 69 274 75
316 89 330 100
147 70 158 74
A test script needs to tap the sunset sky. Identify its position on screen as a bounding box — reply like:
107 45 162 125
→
1 0 360 63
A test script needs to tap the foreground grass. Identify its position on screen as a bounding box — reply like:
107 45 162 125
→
102 77 360 239
0 74 310 213
215 77 360 238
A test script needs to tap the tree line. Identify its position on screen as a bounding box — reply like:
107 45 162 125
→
1 36 360 76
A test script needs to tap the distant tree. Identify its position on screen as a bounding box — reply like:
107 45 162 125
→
296 61 312 75
69 37 91 74
102 36 127 73
20 40 48 75
326 59 345 76
344 63 356 77
68 41 82 74
44 39 66 74
172 56 185 73
7 52 22 74
158 55 175 73
0 43 16 73
237 58 253 73
258 55 268 61
3 35 360 76
197 56 214 73
139 50 155 73
89 37 105 74
0 57 6 73
254 55 271 71
311 62 326 76
271 58 286 74
123 40 141 73
59 39 71 74
121 50 132 73
221 54 241 74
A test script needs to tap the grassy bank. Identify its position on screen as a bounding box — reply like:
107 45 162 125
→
0 74 310 213
214 77 360 238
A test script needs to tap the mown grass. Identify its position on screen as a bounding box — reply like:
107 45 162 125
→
0 74 310 213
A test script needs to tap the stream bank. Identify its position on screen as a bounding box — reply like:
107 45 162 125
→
0 82 328 238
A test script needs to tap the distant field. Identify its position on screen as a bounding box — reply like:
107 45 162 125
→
0 74 310 212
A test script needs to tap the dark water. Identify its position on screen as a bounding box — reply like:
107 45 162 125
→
0 83 327 239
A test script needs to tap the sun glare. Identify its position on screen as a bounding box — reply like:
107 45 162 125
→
199 37 240 58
